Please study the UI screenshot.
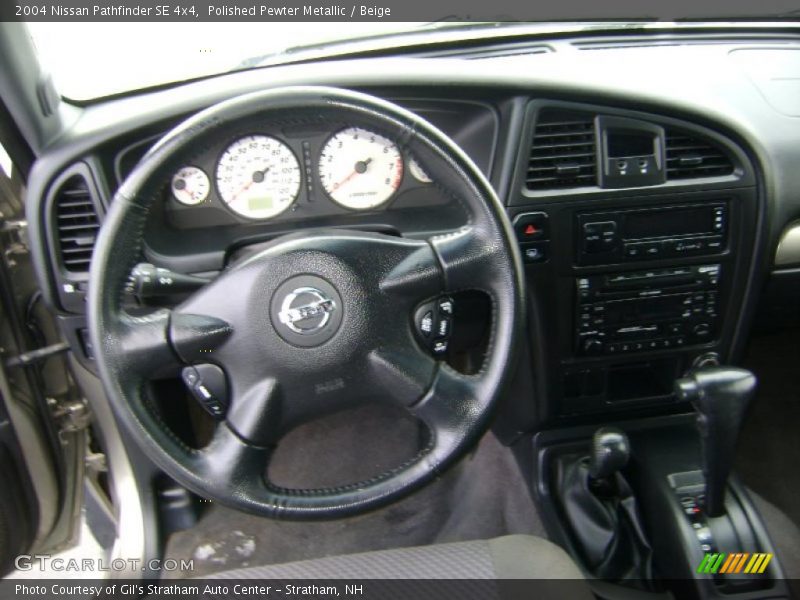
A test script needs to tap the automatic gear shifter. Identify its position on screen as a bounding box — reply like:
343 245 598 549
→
675 367 756 517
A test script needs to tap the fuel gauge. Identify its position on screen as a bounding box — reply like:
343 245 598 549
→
171 166 210 206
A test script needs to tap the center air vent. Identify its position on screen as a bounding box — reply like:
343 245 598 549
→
53 173 100 273
665 130 734 180
526 110 597 190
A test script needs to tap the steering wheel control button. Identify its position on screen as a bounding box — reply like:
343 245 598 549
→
181 364 228 420
414 296 455 356
432 340 449 355
436 317 451 339
513 212 549 242
271 275 344 347
419 311 434 336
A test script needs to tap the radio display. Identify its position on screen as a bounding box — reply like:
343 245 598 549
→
622 206 717 239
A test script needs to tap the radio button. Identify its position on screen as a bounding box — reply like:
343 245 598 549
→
624 243 645 259
705 236 724 252
583 338 604 355
693 323 712 339
642 242 663 258
668 323 685 335
673 238 705 255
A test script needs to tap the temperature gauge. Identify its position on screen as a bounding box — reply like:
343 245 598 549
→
171 166 210 206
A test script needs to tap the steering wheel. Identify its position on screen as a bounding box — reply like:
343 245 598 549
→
88 87 524 519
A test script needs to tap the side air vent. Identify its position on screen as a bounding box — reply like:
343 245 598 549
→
665 130 734 180
53 174 100 273
526 110 597 190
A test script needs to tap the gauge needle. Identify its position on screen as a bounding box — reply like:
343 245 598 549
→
333 157 372 190
232 166 271 202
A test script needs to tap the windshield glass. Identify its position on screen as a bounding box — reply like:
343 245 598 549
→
25 20 796 101
26 22 428 101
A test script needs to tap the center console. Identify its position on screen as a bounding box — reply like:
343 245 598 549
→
503 100 773 600
503 101 760 424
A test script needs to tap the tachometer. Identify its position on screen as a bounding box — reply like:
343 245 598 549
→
171 166 210 206
216 135 301 219
319 127 403 210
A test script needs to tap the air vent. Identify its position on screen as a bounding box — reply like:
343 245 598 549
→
526 110 597 190
53 174 100 273
665 130 734 180
420 42 553 60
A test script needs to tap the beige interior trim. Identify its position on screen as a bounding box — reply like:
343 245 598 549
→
775 221 800 267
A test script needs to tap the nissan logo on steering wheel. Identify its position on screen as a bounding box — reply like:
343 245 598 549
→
277 287 337 334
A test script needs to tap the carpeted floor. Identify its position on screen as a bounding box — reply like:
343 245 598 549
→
736 328 800 528
163 404 545 578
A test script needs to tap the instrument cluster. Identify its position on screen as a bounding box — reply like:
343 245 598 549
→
167 125 435 225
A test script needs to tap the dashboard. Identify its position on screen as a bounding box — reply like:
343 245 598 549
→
24 32 800 431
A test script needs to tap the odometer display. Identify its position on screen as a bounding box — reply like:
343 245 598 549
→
216 135 301 220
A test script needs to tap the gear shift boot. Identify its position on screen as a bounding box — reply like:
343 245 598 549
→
556 427 655 586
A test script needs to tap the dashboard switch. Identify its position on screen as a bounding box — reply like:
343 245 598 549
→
582 221 618 254
522 243 548 263
513 212 549 242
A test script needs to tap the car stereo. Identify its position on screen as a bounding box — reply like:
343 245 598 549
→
577 202 726 265
575 264 721 356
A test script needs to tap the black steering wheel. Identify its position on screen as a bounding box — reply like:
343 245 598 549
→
88 87 524 519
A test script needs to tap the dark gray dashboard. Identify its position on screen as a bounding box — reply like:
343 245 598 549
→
23 33 800 428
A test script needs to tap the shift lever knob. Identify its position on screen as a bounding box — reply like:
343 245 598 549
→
589 427 631 480
675 367 756 517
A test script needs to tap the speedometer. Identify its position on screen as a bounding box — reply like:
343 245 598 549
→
319 127 403 210
216 135 301 220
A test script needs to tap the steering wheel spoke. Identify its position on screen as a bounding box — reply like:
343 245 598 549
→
225 377 283 447
410 366 484 456
192 420 273 491
114 308 181 378
367 348 438 407
430 225 505 295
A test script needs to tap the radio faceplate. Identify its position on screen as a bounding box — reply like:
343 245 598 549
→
577 202 727 265
576 265 721 356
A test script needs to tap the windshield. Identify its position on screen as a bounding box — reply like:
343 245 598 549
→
25 19 796 101
26 23 430 101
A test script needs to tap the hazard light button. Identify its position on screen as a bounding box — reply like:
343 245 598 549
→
512 212 549 242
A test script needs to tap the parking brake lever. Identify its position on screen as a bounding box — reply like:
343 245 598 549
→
675 367 756 517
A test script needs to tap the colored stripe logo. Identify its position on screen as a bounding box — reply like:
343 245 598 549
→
697 552 772 574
